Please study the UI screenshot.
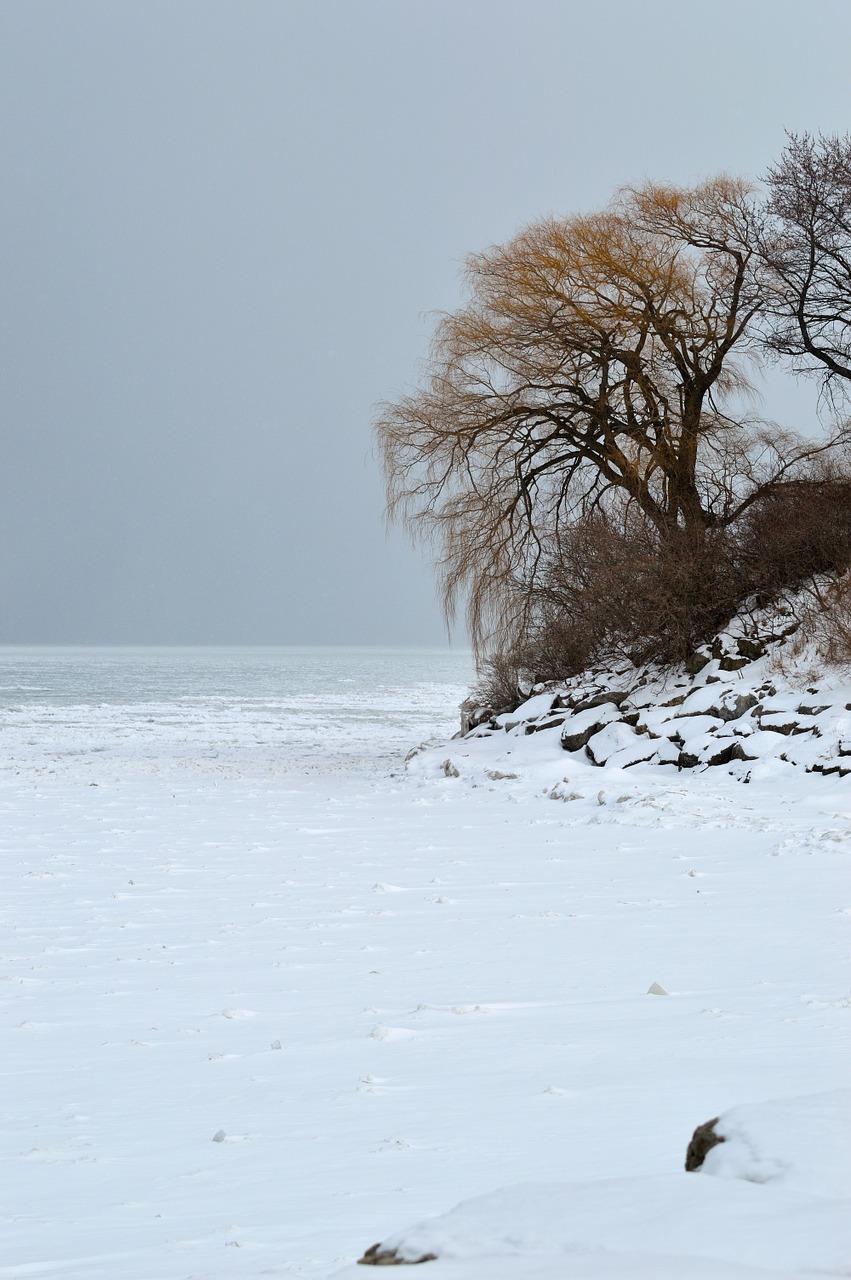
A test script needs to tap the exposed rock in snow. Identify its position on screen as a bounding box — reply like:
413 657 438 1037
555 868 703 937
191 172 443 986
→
698 1090 851 1197
359 1240 437 1266
347 1092 851 1278
443 591 851 784
686 1117 725 1171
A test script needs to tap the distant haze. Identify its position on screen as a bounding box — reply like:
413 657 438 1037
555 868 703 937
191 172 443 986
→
1 0 848 644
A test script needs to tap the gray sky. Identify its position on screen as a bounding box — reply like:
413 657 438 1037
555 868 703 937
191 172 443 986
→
1 0 849 645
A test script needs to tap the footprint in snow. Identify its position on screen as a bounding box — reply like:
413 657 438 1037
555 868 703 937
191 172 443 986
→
374 1137 410 1152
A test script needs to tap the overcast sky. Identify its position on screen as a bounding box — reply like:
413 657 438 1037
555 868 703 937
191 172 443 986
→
1 0 849 645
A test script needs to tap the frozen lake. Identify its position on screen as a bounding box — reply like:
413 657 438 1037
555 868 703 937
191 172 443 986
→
0 646 475 779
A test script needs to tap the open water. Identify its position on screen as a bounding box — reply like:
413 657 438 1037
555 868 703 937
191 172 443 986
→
0 646 475 780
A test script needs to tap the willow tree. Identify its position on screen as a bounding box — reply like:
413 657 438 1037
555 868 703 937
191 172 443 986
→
377 178 802 652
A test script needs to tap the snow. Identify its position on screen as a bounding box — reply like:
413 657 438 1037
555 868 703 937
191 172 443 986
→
0 647 848 1279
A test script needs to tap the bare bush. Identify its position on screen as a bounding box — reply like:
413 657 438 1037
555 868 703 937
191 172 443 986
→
483 511 745 692
476 476 851 703
813 573 851 664
772 571 851 672
736 477 851 596
468 651 532 718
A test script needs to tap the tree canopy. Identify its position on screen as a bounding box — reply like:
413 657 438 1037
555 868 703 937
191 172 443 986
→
377 148 851 655
761 132 851 401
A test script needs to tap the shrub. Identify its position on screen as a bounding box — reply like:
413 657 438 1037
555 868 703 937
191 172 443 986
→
471 475 851 707
736 479 851 596
498 514 745 684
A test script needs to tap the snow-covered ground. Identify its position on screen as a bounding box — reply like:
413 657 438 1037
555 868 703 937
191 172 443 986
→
0 648 848 1279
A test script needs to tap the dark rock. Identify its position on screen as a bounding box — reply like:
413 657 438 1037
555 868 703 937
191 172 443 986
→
684 651 710 675
561 720 609 753
715 693 759 722
573 689 631 712
359 1243 437 1266
685 1117 725 1171
459 699 498 735
621 711 640 727
524 715 566 734
677 750 700 769
736 637 764 661
718 655 749 672
760 720 806 736
677 693 758 723
797 704 830 716
704 740 757 767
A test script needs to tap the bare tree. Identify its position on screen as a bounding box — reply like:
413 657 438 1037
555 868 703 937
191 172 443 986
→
761 132 851 400
377 178 838 652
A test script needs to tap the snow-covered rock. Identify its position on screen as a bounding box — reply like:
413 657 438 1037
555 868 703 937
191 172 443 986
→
698 1090 851 1198
441 592 851 784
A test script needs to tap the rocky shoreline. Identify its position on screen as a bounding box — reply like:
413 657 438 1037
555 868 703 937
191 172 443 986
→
454 598 851 783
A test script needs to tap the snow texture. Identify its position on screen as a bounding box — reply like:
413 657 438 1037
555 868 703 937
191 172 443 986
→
0 644 848 1279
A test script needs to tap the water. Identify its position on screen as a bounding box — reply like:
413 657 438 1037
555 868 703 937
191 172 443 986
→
0 646 475 780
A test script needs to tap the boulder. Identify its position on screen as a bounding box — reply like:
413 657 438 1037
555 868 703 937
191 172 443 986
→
560 702 622 753
684 650 710 675
523 715 566 735
584 721 645 766
561 722 605 752
459 699 496 735
358 1243 436 1266
685 1117 725 1171
704 740 757 767
496 691 558 730
715 692 759 722
735 636 764 661
573 689 632 712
